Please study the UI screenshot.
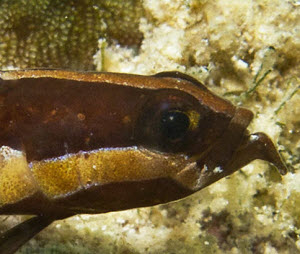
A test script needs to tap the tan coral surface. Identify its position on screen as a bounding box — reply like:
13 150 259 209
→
0 0 300 253
0 0 143 70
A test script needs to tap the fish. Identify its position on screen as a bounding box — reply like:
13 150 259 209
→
0 69 287 253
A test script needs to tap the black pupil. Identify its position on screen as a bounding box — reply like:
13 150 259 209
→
160 110 190 140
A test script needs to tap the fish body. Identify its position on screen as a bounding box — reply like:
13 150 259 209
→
0 70 287 253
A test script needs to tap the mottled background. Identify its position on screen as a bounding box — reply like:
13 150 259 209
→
0 0 299 253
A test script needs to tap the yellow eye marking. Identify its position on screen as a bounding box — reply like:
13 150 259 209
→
187 110 201 130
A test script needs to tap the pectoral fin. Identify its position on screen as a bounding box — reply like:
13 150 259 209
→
0 216 57 254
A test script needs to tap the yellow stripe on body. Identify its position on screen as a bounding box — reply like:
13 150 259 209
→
30 147 190 199
0 146 38 206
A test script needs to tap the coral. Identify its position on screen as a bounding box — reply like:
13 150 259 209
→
0 0 144 70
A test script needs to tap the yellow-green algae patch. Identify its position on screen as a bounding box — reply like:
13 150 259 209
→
0 0 299 253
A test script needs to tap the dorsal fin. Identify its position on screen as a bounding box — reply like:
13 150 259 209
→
153 71 209 92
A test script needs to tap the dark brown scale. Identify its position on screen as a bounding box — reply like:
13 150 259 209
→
2 78 146 161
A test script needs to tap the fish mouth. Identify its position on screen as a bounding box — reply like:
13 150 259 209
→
174 129 289 192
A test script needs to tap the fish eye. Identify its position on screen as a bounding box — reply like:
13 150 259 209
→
160 110 190 141
135 89 203 153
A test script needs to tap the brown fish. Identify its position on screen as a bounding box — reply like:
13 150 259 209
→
0 70 287 253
